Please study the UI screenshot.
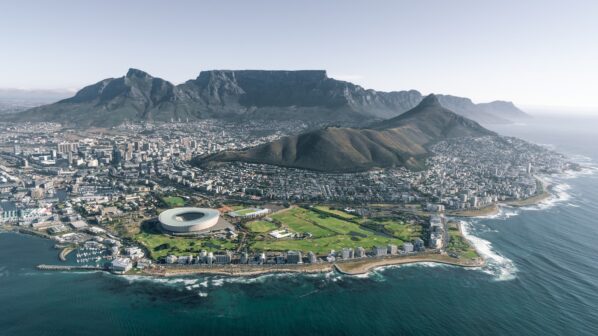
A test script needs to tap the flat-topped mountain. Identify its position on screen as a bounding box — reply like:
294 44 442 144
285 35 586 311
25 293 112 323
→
12 69 529 127
196 95 496 172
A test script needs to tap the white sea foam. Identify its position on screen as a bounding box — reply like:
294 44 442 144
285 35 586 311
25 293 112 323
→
211 278 224 287
453 162 597 281
475 205 520 220
120 275 200 287
347 272 372 279
460 220 517 281
222 272 298 284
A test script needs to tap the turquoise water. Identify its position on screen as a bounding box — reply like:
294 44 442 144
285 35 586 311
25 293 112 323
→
1 116 597 335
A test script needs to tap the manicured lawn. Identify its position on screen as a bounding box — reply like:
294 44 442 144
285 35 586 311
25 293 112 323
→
254 207 405 254
162 196 185 208
375 219 422 241
314 206 356 219
252 235 403 255
134 226 236 259
246 220 278 233
271 208 336 238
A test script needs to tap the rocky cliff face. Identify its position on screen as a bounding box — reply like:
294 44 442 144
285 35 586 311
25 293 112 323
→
13 69 529 127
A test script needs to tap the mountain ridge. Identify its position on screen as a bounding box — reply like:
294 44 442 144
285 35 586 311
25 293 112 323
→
12 69 529 127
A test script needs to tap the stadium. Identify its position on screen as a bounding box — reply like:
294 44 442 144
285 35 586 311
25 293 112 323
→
158 207 222 234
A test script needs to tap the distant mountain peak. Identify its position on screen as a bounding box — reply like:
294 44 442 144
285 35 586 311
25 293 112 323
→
126 68 151 78
418 94 441 107
11 68 530 127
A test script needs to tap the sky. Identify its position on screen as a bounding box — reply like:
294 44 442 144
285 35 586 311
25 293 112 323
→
0 0 597 111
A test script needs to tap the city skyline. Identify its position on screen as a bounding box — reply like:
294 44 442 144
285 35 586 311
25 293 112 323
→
1 0 597 111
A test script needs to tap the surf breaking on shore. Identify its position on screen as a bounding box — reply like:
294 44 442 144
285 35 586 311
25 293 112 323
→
458 159 597 282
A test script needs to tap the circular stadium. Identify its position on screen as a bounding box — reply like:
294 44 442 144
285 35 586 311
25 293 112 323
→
158 207 220 233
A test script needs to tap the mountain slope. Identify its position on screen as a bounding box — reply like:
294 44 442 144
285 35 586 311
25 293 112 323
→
13 69 187 127
197 95 496 172
12 69 529 127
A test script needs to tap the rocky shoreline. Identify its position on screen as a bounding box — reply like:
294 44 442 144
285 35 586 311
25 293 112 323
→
449 175 553 217
132 252 484 278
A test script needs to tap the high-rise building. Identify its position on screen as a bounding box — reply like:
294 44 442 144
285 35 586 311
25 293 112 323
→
341 248 354 259
355 247 366 258
258 252 266 264
57 142 79 154
240 251 248 264
413 238 425 251
286 251 303 264
112 146 122 166
206 252 214 265
374 246 387 257
307 251 317 263
214 251 232 264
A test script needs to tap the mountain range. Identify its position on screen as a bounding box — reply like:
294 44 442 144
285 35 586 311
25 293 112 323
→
11 69 529 127
196 94 496 172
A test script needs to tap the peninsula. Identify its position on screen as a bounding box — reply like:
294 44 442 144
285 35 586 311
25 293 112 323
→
0 72 574 279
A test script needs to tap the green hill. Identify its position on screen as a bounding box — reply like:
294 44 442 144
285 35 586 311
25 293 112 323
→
197 94 495 172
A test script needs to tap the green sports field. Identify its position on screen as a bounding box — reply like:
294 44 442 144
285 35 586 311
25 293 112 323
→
246 220 278 233
252 207 413 255
162 196 185 208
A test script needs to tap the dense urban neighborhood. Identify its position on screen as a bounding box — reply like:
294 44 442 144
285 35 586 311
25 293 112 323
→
0 119 573 275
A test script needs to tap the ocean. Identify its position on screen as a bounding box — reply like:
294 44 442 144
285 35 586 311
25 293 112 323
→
1 115 597 336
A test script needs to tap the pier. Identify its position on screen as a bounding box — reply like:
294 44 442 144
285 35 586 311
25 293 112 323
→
37 264 105 271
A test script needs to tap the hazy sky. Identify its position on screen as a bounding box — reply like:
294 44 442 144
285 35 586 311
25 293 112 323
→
1 0 597 110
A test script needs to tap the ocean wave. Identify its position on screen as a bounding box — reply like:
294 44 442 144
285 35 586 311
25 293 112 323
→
211 278 224 287
460 220 517 281
346 272 372 279
120 274 200 287
221 271 304 284
568 154 596 166
475 205 520 220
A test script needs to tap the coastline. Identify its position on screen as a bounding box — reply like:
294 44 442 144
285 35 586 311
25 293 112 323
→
449 176 553 217
504 177 551 207
333 254 484 275
3 224 486 279
448 203 499 217
12 174 560 280
138 253 484 278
